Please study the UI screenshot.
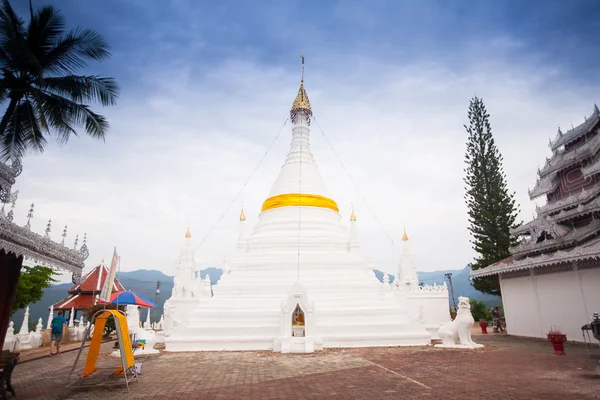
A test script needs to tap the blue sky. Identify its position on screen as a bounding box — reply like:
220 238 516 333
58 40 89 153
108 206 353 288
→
10 0 600 280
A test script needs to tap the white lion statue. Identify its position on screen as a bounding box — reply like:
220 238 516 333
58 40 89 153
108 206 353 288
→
435 296 483 349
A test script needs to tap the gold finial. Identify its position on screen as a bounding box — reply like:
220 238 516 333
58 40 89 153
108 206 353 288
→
290 56 312 123
240 208 246 222
185 225 191 238
350 203 356 222
402 226 409 241
101 258 105 263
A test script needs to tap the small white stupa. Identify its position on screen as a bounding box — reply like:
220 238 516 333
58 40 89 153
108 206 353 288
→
165 61 450 353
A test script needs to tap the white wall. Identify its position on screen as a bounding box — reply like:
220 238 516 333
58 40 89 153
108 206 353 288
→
500 267 600 341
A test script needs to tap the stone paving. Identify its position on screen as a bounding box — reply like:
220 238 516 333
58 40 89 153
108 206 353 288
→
9 332 600 400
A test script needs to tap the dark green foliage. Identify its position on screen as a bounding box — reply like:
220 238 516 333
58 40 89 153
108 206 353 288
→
12 265 56 315
469 299 491 321
84 304 124 337
464 97 520 296
0 0 118 160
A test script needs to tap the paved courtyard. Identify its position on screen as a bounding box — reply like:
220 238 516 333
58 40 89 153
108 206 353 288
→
9 332 600 400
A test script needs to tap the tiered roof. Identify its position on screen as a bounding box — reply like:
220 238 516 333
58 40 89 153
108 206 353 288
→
52 262 125 310
473 105 600 278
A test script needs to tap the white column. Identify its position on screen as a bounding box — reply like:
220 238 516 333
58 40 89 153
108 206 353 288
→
68 307 75 327
18 306 30 335
46 305 54 329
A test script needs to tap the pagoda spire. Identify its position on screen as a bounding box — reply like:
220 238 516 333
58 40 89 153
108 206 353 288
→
290 55 312 124
349 204 360 252
261 57 338 215
398 227 418 290
237 207 247 254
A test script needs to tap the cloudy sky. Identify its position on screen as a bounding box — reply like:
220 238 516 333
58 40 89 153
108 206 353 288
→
10 0 600 282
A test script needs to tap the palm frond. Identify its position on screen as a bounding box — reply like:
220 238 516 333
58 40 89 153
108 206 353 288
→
35 91 108 143
40 75 119 106
27 5 65 60
41 27 111 74
0 99 45 161
0 0 33 74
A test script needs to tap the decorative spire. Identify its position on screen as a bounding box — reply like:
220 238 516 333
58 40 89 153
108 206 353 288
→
25 203 34 229
402 226 409 241
6 198 15 222
557 126 563 137
290 55 312 124
240 208 246 222
61 225 67 245
73 234 79 250
44 219 51 238
185 225 191 238
594 103 599 115
350 206 356 222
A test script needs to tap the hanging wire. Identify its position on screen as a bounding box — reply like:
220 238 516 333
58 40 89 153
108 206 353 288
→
192 118 289 253
312 116 397 268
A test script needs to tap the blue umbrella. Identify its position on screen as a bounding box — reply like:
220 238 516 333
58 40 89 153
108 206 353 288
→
104 290 156 308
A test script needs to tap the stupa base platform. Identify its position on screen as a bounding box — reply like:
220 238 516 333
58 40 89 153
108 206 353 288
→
434 343 484 349
164 331 432 353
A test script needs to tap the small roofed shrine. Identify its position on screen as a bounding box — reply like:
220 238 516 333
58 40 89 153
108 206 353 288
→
52 261 126 320
0 159 89 350
471 105 600 341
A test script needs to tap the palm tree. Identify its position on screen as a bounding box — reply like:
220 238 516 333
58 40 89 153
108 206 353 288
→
0 0 119 161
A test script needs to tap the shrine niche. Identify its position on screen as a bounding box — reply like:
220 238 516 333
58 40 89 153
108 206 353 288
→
274 283 319 353
291 304 305 337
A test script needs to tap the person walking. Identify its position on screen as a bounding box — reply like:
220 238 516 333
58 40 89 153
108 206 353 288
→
49 310 68 356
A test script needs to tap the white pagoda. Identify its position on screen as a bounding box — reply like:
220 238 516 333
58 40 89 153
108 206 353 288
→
164 69 450 353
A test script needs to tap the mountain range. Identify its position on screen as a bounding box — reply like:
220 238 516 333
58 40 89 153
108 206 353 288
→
11 266 499 326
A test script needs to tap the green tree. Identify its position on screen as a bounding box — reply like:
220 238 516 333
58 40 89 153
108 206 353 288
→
464 96 519 296
0 0 119 161
12 265 56 315
469 299 491 321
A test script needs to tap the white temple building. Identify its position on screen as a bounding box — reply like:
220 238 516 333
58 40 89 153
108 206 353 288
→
164 70 450 353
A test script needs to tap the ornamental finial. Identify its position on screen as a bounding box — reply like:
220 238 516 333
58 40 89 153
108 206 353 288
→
44 219 51 238
402 226 409 241
349 203 356 222
7 198 15 222
61 225 67 245
25 203 34 229
185 224 191 238
290 56 312 124
240 207 246 222
73 234 79 250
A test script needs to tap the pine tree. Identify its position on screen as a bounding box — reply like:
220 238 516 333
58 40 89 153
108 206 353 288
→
464 97 519 296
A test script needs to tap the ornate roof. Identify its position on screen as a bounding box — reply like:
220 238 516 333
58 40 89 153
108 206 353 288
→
550 105 600 151
471 235 600 278
0 159 88 279
67 263 125 294
528 172 559 199
510 217 600 257
539 131 600 179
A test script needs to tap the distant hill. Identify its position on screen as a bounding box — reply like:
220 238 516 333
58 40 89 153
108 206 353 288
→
11 265 500 327
373 266 501 307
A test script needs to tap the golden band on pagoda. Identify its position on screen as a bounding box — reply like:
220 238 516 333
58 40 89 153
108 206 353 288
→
261 193 339 212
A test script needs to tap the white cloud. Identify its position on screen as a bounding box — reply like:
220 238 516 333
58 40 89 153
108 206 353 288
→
12 52 599 283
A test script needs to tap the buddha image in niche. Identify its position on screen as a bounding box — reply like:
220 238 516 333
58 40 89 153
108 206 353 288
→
292 305 305 326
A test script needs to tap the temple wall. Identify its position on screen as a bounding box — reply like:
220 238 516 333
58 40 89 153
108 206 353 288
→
499 266 600 341
406 291 451 339
550 165 597 202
